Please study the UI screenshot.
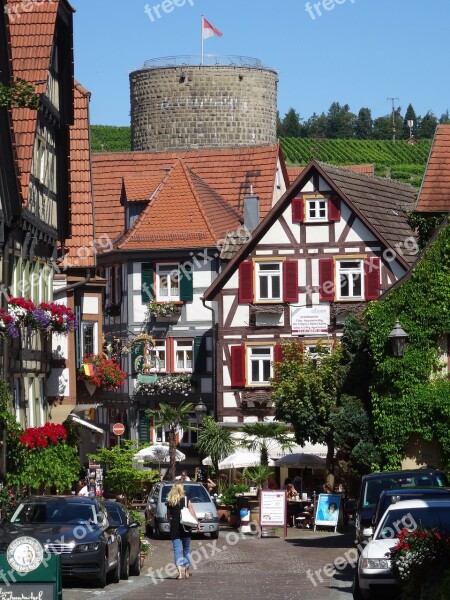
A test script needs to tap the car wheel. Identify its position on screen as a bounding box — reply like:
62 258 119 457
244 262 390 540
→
210 529 219 539
153 522 161 539
130 548 141 576
95 552 107 588
120 546 130 580
352 574 370 600
110 549 121 584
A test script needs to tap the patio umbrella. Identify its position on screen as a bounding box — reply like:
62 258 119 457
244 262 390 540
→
218 450 264 469
274 453 326 468
133 444 186 465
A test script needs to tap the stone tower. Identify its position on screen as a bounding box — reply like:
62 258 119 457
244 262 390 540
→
130 56 278 152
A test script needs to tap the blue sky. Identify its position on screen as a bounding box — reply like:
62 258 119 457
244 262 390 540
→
73 0 450 126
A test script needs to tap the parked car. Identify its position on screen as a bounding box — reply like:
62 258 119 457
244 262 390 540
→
0 495 121 588
356 499 450 599
367 486 450 538
145 481 219 539
103 501 141 579
355 468 448 543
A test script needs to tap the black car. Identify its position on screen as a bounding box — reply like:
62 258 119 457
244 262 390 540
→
0 495 121 588
103 501 141 579
355 468 448 543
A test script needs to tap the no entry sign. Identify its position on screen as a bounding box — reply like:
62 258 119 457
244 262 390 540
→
112 423 125 436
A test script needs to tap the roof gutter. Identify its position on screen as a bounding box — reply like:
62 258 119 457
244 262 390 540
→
53 269 92 298
201 295 217 420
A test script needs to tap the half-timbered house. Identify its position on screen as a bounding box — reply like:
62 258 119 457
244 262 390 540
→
204 160 419 423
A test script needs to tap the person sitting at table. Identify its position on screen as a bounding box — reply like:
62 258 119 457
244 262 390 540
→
286 484 297 501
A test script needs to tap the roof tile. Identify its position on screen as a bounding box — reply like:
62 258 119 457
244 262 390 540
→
416 124 450 212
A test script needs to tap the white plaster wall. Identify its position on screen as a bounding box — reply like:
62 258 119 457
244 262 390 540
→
223 347 231 387
305 225 329 243
318 177 332 191
185 293 213 321
133 295 147 323
230 305 250 327
301 179 314 193
47 367 69 396
347 217 377 243
52 334 68 360
224 271 239 290
82 296 98 315
223 295 235 322
259 218 291 246
223 392 237 408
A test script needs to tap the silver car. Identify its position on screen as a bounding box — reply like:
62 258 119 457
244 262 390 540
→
145 481 219 539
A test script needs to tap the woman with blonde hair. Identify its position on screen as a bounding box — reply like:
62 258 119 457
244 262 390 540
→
166 483 200 579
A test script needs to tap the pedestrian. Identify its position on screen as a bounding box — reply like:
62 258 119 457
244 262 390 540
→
166 482 200 580
174 470 191 481
206 478 217 493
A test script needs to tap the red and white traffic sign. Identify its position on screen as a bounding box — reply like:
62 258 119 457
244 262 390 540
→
112 423 125 436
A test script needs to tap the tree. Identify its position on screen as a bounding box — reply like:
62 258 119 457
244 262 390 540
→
354 107 373 139
326 102 355 138
403 103 418 139
280 108 302 138
271 341 346 485
196 416 235 476
146 402 195 480
240 421 294 466
0 78 40 109
439 110 450 124
303 112 328 138
373 110 403 140
419 111 438 139
89 440 159 503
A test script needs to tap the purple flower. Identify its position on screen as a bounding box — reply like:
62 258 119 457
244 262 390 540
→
6 322 19 339
32 308 52 330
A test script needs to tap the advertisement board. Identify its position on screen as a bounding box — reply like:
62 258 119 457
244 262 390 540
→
291 305 330 336
259 490 286 528
314 493 341 531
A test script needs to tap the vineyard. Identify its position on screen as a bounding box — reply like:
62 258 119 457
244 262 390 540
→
91 125 131 153
280 138 432 188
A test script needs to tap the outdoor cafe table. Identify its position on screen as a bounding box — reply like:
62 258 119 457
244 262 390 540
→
287 499 313 527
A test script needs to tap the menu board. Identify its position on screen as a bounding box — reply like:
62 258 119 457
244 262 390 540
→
314 493 341 530
259 490 286 527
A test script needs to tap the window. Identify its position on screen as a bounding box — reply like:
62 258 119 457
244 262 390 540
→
81 322 97 358
181 418 198 446
336 260 363 300
157 263 180 301
304 343 332 362
256 262 282 301
175 340 193 372
148 340 166 372
307 197 327 221
248 346 274 385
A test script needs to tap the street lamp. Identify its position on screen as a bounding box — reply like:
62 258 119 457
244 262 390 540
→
194 398 208 425
388 320 409 357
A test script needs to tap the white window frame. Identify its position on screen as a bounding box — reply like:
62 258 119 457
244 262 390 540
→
156 263 180 301
80 321 98 359
153 421 169 444
174 339 193 372
255 261 282 302
336 259 364 300
180 417 198 447
306 196 328 222
147 340 166 372
304 343 332 363
247 345 274 386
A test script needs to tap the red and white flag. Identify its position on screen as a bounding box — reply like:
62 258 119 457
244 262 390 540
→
202 16 222 40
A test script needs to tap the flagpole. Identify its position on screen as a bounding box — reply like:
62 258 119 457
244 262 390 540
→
201 15 204 65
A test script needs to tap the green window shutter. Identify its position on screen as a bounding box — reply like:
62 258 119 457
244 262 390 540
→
141 263 154 303
180 264 193 302
131 341 145 374
138 411 150 443
194 335 206 373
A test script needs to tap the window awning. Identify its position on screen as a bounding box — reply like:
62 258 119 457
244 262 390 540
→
68 414 105 435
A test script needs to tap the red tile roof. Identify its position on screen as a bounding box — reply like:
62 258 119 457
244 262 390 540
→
123 175 165 202
91 144 281 243
116 159 241 251
416 124 450 212
287 163 375 185
64 81 95 268
6 0 74 203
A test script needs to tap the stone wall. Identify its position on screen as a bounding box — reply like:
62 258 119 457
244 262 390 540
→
130 65 278 152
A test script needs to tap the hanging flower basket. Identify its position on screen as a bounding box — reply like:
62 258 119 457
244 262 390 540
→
0 297 77 339
134 373 192 396
78 354 127 390
146 301 181 319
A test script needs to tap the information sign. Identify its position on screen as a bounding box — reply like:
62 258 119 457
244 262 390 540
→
314 493 341 531
291 305 330 336
259 490 286 528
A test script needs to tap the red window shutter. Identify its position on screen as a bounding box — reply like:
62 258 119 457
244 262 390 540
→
283 261 299 303
319 259 335 302
328 195 341 222
292 197 304 223
231 345 246 387
239 262 254 303
365 257 380 300
273 344 283 364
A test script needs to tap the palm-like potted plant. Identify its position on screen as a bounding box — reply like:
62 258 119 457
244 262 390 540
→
240 422 294 465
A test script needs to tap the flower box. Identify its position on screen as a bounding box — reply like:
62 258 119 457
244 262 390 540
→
133 373 192 396
78 354 127 390
146 301 182 320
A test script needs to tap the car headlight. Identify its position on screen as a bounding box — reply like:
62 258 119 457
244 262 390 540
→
361 558 390 569
203 512 214 521
74 542 101 552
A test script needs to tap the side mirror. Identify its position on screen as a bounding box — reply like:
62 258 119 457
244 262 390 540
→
148 498 156 504
362 527 374 539
129 521 140 528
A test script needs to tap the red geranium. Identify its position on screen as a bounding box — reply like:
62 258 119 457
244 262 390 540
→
79 354 127 390
19 422 68 450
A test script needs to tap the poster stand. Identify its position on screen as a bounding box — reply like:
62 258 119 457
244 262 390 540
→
258 489 287 538
313 493 341 532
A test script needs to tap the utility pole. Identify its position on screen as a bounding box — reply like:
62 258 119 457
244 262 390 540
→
387 97 399 142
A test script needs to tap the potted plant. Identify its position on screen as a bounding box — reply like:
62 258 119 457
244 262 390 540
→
219 484 249 527
78 354 127 390
146 300 181 319
139 532 152 567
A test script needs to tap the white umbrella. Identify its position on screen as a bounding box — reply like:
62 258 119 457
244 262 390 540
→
274 453 326 468
133 444 186 463
218 450 267 470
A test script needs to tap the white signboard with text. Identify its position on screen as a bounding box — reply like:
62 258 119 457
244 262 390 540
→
291 305 330 336
259 490 286 527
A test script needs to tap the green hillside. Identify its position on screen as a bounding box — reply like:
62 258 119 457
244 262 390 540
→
89 126 431 188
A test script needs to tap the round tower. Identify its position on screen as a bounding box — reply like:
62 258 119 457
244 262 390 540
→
130 55 278 152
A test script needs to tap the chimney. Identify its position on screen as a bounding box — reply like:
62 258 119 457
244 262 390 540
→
243 186 259 232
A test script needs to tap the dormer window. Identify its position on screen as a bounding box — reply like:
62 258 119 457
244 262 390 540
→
307 196 328 221
126 202 146 229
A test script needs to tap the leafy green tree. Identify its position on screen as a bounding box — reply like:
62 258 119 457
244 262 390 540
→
243 465 274 489
240 421 294 466
196 416 235 476
303 112 328 138
280 107 302 138
276 110 283 138
403 104 418 139
0 78 40 109
272 341 346 484
373 109 403 140
354 107 373 139
89 440 159 503
146 402 195 480
419 111 438 139
439 110 450 124
326 102 355 138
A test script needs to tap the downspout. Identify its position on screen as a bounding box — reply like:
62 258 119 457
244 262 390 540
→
201 296 217 421
53 269 92 298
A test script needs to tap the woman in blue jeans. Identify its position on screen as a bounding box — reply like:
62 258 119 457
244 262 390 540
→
166 483 200 579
